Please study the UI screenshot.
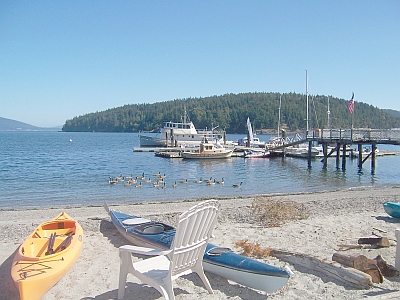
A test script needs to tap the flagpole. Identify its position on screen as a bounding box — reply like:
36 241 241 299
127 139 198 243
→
351 110 354 129
351 93 354 129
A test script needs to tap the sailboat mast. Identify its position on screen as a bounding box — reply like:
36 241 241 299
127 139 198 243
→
327 97 330 129
306 70 309 136
277 95 282 138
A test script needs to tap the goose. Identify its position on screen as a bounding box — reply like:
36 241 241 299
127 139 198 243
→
207 179 216 185
162 182 167 189
139 172 145 180
129 177 138 184
172 181 178 188
205 177 213 184
194 177 203 184
216 178 224 185
233 182 242 188
180 179 188 184
144 177 152 183
108 177 117 184
153 181 160 187
135 182 142 188
124 181 132 187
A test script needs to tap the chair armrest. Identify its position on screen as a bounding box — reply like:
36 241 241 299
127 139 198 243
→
119 245 171 256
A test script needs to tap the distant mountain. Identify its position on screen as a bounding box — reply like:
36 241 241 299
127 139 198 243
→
0 117 61 131
383 109 400 119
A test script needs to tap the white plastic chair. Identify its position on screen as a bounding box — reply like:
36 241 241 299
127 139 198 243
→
118 200 220 300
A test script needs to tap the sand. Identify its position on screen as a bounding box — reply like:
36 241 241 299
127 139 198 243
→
1 186 400 300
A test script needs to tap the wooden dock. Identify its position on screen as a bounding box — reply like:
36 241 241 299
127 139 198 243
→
133 128 400 172
304 128 400 172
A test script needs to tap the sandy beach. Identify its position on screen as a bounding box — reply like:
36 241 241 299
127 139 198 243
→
2 186 400 300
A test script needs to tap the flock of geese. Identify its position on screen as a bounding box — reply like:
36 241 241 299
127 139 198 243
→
108 173 243 189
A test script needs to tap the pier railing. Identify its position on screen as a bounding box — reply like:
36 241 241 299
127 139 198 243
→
313 128 400 145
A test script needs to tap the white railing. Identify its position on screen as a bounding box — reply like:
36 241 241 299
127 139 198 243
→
316 128 400 142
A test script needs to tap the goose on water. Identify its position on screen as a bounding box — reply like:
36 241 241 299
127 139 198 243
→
216 178 224 185
207 179 216 185
108 177 117 184
233 182 242 188
205 177 213 184
194 177 202 183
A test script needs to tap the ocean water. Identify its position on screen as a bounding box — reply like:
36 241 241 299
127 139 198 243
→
1 131 399 209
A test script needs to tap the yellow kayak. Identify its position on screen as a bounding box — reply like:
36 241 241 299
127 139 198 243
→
11 212 84 300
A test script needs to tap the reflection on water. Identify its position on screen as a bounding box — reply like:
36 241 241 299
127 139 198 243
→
0 131 399 209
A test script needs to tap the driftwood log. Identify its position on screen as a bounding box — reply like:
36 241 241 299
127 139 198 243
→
374 255 399 277
332 253 383 283
358 237 390 247
270 249 373 289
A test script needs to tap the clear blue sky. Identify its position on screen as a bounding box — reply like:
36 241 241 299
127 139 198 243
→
1 1 399 127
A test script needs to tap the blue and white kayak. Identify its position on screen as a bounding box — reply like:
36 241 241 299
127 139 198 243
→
383 202 400 218
104 203 290 293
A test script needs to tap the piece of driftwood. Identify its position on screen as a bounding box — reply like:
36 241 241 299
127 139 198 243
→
337 243 363 251
270 249 373 289
374 255 399 277
358 237 390 247
332 253 383 283
372 227 387 234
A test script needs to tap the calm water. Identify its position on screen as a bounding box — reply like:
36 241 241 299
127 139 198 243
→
1 131 399 209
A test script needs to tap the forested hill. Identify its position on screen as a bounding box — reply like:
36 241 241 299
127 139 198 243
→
62 92 400 134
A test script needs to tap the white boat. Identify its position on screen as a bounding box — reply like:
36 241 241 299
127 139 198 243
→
235 136 266 148
241 149 271 158
234 117 266 148
313 145 356 158
181 139 233 159
139 109 229 147
285 144 319 158
351 147 380 158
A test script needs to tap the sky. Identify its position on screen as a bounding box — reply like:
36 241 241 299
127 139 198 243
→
1 1 399 127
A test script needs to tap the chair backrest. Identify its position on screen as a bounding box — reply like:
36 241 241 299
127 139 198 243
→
169 200 220 276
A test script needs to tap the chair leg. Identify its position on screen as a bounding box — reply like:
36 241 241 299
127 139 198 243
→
196 271 213 294
162 280 175 300
118 251 132 299
193 264 213 294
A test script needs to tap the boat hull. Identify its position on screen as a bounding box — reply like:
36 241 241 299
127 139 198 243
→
383 202 400 218
105 204 290 292
139 135 167 147
11 212 84 300
181 150 233 159
242 150 271 158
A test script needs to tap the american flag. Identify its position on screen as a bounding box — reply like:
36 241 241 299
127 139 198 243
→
348 93 354 114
